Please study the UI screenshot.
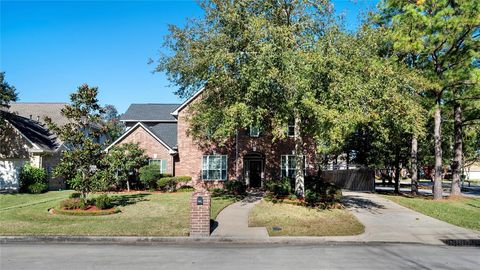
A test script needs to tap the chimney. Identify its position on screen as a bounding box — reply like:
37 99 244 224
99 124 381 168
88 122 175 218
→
37 116 40 122
29 115 32 120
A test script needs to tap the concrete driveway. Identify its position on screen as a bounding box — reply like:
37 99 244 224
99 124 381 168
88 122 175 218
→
327 192 480 245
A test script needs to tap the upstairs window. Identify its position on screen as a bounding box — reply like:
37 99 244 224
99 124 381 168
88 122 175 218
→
249 126 260 137
287 123 295 137
149 159 167 174
202 155 227 180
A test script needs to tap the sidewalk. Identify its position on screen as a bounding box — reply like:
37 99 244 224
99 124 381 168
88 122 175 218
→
211 192 268 239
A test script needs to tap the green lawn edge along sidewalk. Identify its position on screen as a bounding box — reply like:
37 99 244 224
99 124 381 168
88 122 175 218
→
382 195 480 231
0 190 236 236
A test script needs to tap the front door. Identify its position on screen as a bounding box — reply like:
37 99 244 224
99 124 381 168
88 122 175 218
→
249 160 262 188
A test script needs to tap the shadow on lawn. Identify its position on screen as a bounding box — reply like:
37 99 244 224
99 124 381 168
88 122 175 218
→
110 193 151 207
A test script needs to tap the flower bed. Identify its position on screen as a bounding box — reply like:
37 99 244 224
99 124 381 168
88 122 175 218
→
52 206 121 216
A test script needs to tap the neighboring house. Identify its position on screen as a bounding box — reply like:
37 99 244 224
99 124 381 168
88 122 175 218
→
107 89 317 189
465 163 480 181
0 103 68 191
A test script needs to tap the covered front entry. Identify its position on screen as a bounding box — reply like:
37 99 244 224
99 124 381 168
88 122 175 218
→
244 152 264 188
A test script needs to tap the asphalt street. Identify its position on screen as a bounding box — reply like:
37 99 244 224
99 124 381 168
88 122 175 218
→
1 243 479 270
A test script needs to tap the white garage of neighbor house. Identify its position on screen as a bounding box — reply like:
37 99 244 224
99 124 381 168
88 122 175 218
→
0 103 68 191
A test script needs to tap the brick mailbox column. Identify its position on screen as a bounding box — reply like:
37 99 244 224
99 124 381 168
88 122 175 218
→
190 191 211 237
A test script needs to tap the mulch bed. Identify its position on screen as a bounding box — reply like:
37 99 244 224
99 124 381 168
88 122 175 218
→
50 206 121 216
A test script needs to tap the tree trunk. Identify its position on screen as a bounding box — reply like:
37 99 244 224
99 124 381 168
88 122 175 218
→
451 103 462 196
411 136 418 195
294 111 305 197
126 179 131 192
81 170 87 203
433 104 443 200
394 153 400 194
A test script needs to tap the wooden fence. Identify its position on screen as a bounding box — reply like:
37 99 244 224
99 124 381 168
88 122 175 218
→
320 168 375 192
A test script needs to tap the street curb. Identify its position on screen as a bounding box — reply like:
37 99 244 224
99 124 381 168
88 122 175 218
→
0 236 445 246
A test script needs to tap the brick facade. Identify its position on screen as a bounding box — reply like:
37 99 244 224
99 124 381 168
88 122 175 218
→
175 104 317 189
115 125 174 175
189 191 211 237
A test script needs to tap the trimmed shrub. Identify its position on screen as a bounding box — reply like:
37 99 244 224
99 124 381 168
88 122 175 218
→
27 182 49 194
177 186 194 192
69 192 82 199
157 177 178 192
139 165 171 189
210 188 225 197
156 176 192 192
304 181 342 208
60 198 87 210
225 180 246 195
19 163 48 194
95 194 112 209
266 177 291 198
175 176 192 182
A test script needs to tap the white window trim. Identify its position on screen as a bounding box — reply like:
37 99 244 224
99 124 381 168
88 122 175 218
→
149 159 167 174
202 155 228 181
281 155 306 178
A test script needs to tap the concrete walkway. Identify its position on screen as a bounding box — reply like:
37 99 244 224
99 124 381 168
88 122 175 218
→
326 191 480 245
211 193 268 239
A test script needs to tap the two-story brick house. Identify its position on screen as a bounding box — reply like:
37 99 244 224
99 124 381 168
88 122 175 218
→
107 88 316 189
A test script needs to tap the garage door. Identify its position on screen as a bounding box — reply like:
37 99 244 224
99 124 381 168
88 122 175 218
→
0 159 27 190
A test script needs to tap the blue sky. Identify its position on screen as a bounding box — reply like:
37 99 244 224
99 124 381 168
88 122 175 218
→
1 0 378 114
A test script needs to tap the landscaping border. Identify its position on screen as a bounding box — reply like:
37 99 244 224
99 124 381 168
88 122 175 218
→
52 207 121 216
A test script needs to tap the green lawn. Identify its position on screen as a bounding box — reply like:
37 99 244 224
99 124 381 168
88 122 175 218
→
0 191 236 236
249 201 365 236
383 195 480 231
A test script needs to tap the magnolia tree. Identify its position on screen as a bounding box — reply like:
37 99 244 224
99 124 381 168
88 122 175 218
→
46 84 111 201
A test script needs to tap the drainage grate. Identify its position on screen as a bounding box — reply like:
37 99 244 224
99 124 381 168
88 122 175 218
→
441 239 480 247
272 226 282 232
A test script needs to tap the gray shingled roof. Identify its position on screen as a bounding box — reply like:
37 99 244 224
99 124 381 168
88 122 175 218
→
8 103 69 126
121 104 180 121
143 122 177 149
1 111 60 151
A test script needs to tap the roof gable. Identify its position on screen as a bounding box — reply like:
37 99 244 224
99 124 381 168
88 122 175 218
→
105 122 177 153
121 104 180 122
171 88 204 116
8 102 69 126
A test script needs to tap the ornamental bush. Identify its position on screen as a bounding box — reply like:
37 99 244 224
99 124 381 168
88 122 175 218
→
95 194 112 209
225 180 246 195
266 177 291 198
27 182 49 194
156 176 193 192
304 181 342 208
157 177 178 192
19 163 48 194
60 198 87 210
69 192 82 198
139 165 172 190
